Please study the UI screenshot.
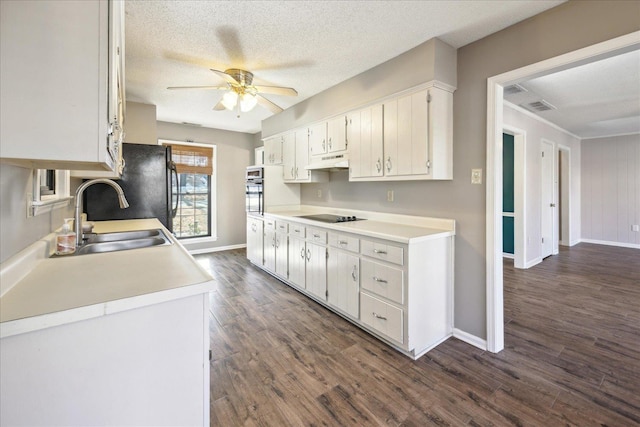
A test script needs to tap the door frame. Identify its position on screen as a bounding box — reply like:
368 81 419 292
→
502 126 527 269
540 138 557 258
558 145 572 247
485 31 640 353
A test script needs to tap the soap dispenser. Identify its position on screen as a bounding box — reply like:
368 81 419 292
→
56 218 76 255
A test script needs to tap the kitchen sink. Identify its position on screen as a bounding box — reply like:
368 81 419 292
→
56 228 172 256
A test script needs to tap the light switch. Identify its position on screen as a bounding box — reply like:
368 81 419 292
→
471 169 482 184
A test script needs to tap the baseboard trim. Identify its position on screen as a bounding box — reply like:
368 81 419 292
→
579 239 640 250
502 253 514 259
524 257 542 269
188 244 246 255
453 328 487 351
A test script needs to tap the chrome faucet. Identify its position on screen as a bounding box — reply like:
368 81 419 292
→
74 179 129 246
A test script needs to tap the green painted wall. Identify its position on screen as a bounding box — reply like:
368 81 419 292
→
503 134 514 254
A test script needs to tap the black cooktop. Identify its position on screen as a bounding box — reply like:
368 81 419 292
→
297 214 364 223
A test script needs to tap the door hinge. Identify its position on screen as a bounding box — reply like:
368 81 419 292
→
426 92 432 103
326 249 329 259
326 290 329 298
542 237 544 243
542 152 545 157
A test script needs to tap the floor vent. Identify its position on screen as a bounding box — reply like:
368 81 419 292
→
523 99 556 112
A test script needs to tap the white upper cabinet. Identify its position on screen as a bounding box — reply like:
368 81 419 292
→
381 85 453 180
263 136 283 165
282 129 328 183
327 116 348 153
348 104 384 179
349 83 454 182
308 122 327 157
0 0 126 172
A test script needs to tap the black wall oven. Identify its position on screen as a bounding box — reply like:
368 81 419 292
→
245 166 263 215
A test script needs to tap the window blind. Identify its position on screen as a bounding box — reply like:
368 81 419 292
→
163 143 214 175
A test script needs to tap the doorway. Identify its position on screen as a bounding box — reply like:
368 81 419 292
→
540 139 555 259
485 31 640 353
558 146 571 247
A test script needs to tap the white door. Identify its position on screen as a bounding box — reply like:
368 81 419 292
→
541 140 555 258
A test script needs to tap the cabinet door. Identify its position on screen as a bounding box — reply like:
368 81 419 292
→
264 136 283 165
263 227 276 273
0 0 115 171
282 132 296 181
327 249 360 318
288 237 306 289
294 128 310 181
308 123 326 157
327 116 347 153
246 218 263 265
275 231 288 278
305 242 327 300
346 111 361 178
350 105 383 178
383 95 413 176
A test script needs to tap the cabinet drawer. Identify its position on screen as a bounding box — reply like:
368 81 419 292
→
361 260 404 304
264 218 276 230
361 240 404 265
360 293 404 344
328 233 359 253
289 223 306 238
307 227 327 244
276 221 288 233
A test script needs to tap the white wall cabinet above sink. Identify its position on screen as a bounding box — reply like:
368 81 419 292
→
0 0 126 173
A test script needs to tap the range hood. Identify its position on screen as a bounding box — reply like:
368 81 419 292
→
305 153 349 170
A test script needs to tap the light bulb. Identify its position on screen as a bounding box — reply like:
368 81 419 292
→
240 93 258 112
221 91 238 110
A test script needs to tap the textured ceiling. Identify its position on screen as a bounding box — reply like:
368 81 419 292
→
505 49 640 139
125 0 565 134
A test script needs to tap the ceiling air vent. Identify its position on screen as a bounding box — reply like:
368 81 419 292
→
504 83 528 95
522 99 556 113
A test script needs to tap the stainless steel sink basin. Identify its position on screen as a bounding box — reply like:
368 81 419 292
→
85 229 164 243
76 236 169 255
60 228 172 256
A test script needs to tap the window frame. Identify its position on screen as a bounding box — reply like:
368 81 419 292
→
29 169 72 217
158 139 217 242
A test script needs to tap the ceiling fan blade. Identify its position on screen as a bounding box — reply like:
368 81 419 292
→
213 100 226 111
210 68 239 84
256 95 283 114
254 85 298 97
167 85 228 90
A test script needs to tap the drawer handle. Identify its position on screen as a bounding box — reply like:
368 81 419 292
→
338 240 348 245
313 233 321 238
372 312 387 321
352 265 358 281
373 276 388 284
373 249 387 255
306 249 311 261
301 248 305 259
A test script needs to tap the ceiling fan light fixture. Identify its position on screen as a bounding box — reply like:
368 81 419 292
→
221 90 238 110
240 93 258 112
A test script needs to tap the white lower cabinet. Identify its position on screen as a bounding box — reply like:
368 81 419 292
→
275 228 289 279
246 215 453 359
246 216 264 266
327 249 360 319
305 242 327 300
288 236 306 289
263 219 276 272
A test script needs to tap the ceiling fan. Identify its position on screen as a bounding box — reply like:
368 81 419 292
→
167 68 297 116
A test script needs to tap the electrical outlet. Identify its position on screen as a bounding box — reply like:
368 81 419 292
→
471 169 482 184
387 190 394 202
632 224 640 232
317 189 322 198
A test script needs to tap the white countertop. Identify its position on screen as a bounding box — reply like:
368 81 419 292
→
0 219 214 338
261 206 456 244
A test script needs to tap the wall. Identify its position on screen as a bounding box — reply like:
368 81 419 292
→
581 134 640 247
156 122 256 252
261 1 640 341
503 103 582 263
124 102 157 145
0 165 80 263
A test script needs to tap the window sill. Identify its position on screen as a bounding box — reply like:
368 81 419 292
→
177 236 219 245
29 196 74 217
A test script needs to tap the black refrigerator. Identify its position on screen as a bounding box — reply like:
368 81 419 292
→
84 143 177 232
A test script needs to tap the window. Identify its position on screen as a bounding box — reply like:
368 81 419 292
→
29 169 72 217
160 140 216 240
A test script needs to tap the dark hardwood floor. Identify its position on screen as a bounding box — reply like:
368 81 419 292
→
195 243 640 426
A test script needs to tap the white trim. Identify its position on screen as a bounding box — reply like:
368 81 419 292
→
525 257 543 269
502 253 514 259
502 212 515 218
580 131 640 140
180 235 219 245
486 31 640 354
452 328 487 351
541 138 558 258
188 243 247 255
557 144 572 247
503 126 527 270
579 239 640 250
504 101 581 140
